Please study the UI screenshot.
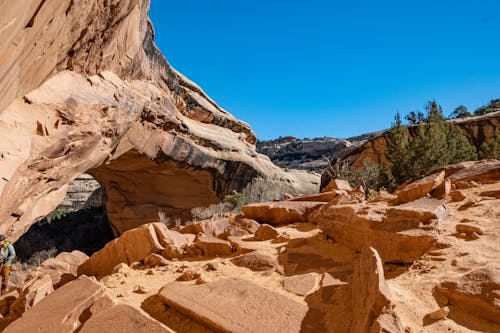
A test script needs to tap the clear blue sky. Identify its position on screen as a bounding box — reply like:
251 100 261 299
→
150 1 500 140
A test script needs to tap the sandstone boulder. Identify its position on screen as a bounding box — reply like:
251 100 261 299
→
241 201 324 225
447 160 500 185
79 295 175 333
153 223 195 259
288 191 341 202
159 278 308 333
254 224 279 241
179 215 260 240
78 223 165 277
4 276 105 333
433 267 500 327
9 274 54 317
144 254 170 267
322 179 352 192
392 171 445 205
194 235 233 257
311 200 445 263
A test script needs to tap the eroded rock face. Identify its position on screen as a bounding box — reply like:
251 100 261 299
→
0 0 319 240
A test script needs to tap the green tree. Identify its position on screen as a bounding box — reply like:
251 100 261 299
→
386 110 477 185
425 100 445 122
480 129 500 159
405 111 425 124
449 105 471 119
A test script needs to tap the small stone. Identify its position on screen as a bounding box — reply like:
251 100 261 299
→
427 306 450 320
195 273 210 285
468 232 481 240
146 269 155 275
133 285 148 294
144 253 170 267
117 290 131 297
254 224 278 241
203 262 218 271
177 269 200 281
451 259 458 266
279 247 286 254
282 273 320 296
112 263 130 274
456 223 484 235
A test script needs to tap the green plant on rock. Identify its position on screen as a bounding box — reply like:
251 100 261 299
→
222 192 246 211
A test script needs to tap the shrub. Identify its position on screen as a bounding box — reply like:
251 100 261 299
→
480 129 500 159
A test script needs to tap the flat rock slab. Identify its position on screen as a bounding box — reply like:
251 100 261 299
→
159 278 308 333
392 171 445 205
79 299 174 333
283 273 321 296
288 191 340 202
241 201 325 225
4 275 105 333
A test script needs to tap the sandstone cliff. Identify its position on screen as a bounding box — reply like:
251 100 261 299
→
0 0 318 240
320 111 500 189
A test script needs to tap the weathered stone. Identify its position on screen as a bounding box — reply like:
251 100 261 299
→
456 223 484 235
426 306 450 321
241 201 324 225
447 160 500 185
288 191 340 202
230 252 279 272
4 276 105 333
254 224 279 241
79 295 174 333
9 274 54 316
159 278 308 333
78 223 164 277
179 216 260 240
430 179 451 199
433 267 500 325
322 179 352 192
195 235 233 257
449 190 466 202
177 270 200 281
311 201 443 263
144 253 170 267
392 171 445 205
282 273 321 296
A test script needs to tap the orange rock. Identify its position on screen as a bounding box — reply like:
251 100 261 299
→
194 235 233 257
322 179 352 192
254 224 278 241
153 224 195 259
392 171 445 205
433 267 500 326
449 190 466 202
78 223 165 277
144 253 170 267
230 252 279 272
4 276 105 333
311 199 445 263
9 274 54 317
179 215 260 240
159 278 308 333
282 273 320 296
78 295 174 333
447 160 500 185
287 191 340 202
241 201 324 225
430 179 451 199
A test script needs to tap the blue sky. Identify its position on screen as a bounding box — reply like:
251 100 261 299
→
150 1 500 140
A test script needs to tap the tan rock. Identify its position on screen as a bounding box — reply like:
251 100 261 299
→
179 215 260 240
177 270 200 282
288 191 340 202
433 267 500 325
455 223 484 235
79 295 174 333
195 235 233 257
392 171 445 205
449 190 466 202
430 179 451 199
9 274 54 316
78 223 165 277
426 306 450 321
3 276 105 333
230 252 279 272
152 223 195 259
447 160 500 185
241 201 324 225
322 179 352 192
311 200 444 263
282 273 321 296
254 224 279 241
159 278 308 333
144 253 170 267
195 273 211 285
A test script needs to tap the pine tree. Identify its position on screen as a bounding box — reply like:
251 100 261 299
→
480 129 500 159
387 112 412 184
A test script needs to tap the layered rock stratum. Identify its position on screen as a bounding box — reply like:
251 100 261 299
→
0 0 318 240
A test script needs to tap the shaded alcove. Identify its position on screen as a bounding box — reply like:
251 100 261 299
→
88 149 234 235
